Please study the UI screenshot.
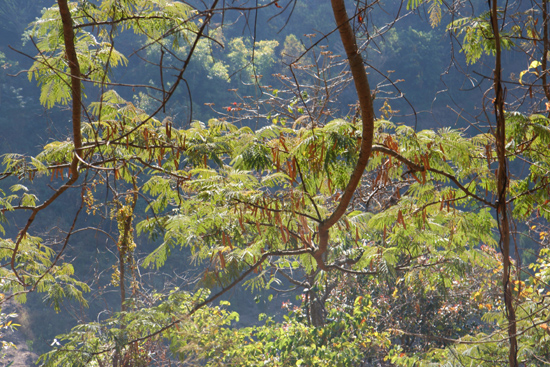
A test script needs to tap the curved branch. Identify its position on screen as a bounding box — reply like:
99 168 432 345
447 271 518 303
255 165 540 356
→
315 0 375 269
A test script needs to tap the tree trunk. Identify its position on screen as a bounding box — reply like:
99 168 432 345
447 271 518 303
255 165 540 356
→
309 292 326 327
315 0 375 269
57 0 83 175
488 0 518 365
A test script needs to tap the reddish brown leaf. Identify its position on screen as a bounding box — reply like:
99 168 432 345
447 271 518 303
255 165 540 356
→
166 122 171 139
256 221 261 235
423 154 430 169
397 210 406 229
239 215 246 232
227 236 233 250
279 225 287 242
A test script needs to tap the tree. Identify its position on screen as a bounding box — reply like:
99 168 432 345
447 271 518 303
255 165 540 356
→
2 0 550 366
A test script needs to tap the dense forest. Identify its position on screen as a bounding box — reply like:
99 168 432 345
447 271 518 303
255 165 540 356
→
1 0 550 366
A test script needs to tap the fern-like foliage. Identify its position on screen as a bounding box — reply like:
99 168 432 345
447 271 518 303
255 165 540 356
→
447 11 516 64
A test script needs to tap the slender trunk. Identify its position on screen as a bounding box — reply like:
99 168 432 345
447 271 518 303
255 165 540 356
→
542 0 550 102
57 0 83 175
316 0 374 269
118 207 135 312
488 1 518 365
10 0 84 284
119 254 126 312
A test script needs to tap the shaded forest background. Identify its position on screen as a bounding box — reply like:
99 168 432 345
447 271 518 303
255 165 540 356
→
1 0 549 366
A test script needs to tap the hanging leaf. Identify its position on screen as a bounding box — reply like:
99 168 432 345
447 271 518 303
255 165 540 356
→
218 251 226 268
397 210 406 229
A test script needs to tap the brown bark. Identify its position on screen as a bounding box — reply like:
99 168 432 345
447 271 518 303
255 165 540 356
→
314 0 374 269
10 0 83 284
57 0 83 175
488 0 518 365
542 0 550 102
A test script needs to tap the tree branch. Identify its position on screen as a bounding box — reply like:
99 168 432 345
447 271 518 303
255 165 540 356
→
315 0 375 269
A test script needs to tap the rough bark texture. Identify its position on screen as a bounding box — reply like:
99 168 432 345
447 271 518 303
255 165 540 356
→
315 0 374 269
488 0 518 365
309 296 326 327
